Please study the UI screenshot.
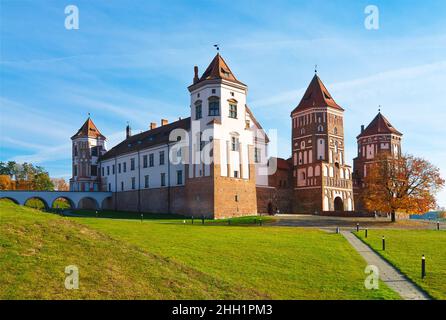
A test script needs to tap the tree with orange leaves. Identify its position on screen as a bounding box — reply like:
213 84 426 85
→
363 153 444 222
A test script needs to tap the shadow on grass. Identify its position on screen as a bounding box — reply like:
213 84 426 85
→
60 209 275 226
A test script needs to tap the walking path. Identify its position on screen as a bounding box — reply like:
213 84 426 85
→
341 230 431 300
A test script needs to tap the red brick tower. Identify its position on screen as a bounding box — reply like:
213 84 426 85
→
353 112 403 210
291 74 354 213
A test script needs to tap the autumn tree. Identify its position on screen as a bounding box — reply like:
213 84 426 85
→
51 178 69 191
363 153 444 222
0 175 14 190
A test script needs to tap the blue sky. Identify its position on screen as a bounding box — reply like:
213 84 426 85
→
1 0 445 206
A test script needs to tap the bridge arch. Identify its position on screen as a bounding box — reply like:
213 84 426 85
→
24 197 49 210
0 197 20 205
101 196 113 210
78 196 100 210
51 197 76 210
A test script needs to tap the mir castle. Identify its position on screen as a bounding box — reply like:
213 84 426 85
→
69 54 402 218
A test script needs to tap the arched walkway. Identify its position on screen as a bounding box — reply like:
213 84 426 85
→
334 197 344 212
51 197 75 209
101 196 113 210
78 197 99 210
0 197 20 205
24 197 49 210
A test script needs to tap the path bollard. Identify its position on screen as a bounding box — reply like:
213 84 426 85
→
437 221 440 231
421 255 426 279
365 228 368 238
382 236 386 251
201 216 204 225
191 216 194 224
356 223 359 232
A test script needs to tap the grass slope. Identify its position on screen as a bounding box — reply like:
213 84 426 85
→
0 201 266 299
78 217 399 299
0 200 399 299
356 229 446 300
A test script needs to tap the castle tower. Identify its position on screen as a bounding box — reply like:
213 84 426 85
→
291 74 354 213
353 112 403 210
70 117 107 191
186 53 260 218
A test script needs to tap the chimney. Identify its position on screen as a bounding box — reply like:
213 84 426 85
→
361 125 365 133
193 66 199 84
161 119 168 126
150 122 157 130
126 123 132 139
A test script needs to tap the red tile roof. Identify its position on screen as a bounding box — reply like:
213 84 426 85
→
357 112 402 138
100 117 191 161
195 53 246 86
71 117 106 140
291 74 344 114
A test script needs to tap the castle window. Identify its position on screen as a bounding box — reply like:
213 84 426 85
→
144 175 149 188
74 165 78 177
231 136 239 151
301 172 306 180
334 127 338 135
74 146 78 157
108 183 111 192
112 164 115 174
234 170 239 178
91 147 98 157
159 151 165 165
123 162 127 172
107 166 110 175
121 181 124 191
131 177 136 190
254 147 261 163
208 96 220 116
301 141 305 149
130 158 135 171
318 125 323 132
149 154 154 167
229 103 237 119
195 101 202 120
230 92 234 96
118 163 121 173
143 155 148 168
212 89 216 94
177 170 183 185
300 128 305 135
161 173 166 186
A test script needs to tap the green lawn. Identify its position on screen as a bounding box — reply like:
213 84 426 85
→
0 200 399 299
355 229 446 300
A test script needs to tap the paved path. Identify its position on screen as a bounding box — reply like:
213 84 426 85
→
341 230 430 300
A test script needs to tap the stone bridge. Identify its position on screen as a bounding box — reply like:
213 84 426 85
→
0 191 113 210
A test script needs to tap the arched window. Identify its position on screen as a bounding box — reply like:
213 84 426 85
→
301 172 306 180
318 125 323 132
208 96 220 116
308 166 313 177
334 127 338 135
301 141 305 148
300 128 305 135
315 165 320 176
